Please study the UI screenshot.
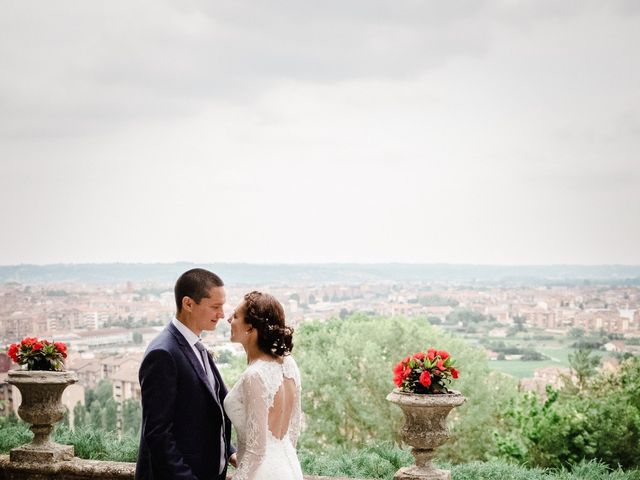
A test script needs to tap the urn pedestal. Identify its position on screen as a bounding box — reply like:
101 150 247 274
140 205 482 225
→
7 370 77 463
387 390 465 480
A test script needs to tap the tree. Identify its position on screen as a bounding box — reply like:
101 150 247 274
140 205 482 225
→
568 327 585 338
89 401 102 429
294 314 517 462
569 347 600 390
73 402 86 429
95 379 114 405
101 398 118 432
216 349 235 364
495 359 640 469
121 399 142 435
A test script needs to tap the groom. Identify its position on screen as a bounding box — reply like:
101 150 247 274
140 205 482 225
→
136 268 236 480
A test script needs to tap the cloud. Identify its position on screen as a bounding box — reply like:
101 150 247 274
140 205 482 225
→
1 0 639 264
0 1 501 137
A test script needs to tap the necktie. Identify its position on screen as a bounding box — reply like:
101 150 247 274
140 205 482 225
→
195 341 217 396
195 340 226 473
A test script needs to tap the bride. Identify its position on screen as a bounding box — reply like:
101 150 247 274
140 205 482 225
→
224 291 303 480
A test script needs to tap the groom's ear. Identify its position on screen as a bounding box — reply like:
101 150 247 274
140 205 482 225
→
182 296 193 312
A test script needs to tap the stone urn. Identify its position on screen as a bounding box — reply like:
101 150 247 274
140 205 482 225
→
7 369 78 462
387 389 465 480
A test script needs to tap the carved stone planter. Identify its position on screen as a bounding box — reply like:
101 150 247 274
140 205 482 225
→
386 389 465 480
7 370 78 463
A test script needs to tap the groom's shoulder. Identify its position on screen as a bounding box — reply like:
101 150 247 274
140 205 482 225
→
145 325 179 355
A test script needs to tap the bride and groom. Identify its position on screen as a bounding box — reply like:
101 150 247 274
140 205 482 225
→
135 268 303 480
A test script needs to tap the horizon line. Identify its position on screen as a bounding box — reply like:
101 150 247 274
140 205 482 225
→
2 261 640 268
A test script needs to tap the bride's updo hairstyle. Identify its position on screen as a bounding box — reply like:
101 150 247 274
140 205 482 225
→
241 291 294 356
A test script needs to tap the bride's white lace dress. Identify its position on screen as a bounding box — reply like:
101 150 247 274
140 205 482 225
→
224 355 303 480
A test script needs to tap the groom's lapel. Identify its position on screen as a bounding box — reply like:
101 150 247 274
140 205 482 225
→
168 323 218 401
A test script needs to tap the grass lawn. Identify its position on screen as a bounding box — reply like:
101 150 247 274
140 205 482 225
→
489 344 574 379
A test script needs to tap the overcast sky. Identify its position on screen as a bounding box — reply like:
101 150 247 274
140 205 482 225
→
1 1 639 265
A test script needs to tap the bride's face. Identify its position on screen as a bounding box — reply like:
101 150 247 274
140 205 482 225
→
228 302 250 344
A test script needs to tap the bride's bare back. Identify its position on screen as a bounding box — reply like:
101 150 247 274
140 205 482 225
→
269 376 297 439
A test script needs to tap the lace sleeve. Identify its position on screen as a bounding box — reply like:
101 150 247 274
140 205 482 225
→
286 356 302 448
234 370 268 480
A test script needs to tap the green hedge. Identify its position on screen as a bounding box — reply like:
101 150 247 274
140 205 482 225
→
2 423 640 479
299 444 640 480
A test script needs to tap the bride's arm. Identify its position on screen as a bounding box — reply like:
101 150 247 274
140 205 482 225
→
287 358 302 448
233 371 268 480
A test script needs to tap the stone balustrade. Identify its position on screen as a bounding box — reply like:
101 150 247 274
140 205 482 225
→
0 456 360 480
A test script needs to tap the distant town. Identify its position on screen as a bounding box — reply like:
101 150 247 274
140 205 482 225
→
1 263 639 428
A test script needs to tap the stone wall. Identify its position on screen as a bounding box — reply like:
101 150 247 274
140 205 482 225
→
0 455 360 480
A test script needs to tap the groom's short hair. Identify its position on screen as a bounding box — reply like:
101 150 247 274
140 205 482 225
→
174 268 224 313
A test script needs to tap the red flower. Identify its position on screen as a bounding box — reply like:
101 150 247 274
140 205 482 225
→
21 337 38 346
437 350 449 360
393 349 459 393
7 343 19 362
419 371 431 387
32 342 44 351
54 342 68 358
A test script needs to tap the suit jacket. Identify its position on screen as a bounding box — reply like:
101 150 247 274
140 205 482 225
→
135 322 234 480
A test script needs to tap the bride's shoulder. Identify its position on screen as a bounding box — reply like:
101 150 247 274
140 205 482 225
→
241 358 278 379
282 354 300 379
283 354 298 367
237 362 267 387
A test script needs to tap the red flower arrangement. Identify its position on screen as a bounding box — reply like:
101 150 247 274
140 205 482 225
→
7 337 68 371
392 348 460 394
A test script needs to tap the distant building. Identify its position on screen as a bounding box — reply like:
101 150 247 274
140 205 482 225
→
573 310 628 333
520 367 574 395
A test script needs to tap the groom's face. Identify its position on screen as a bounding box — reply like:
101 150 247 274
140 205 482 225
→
191 286 226 335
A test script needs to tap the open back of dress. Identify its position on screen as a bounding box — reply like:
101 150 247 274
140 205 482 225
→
224 355 303 480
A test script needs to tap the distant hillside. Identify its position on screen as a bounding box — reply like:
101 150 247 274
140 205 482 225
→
1 263 639 286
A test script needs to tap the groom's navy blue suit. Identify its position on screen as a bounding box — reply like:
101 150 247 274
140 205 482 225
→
135 322 234 480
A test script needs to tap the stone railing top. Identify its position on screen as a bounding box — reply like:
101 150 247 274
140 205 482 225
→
0 455 367 480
